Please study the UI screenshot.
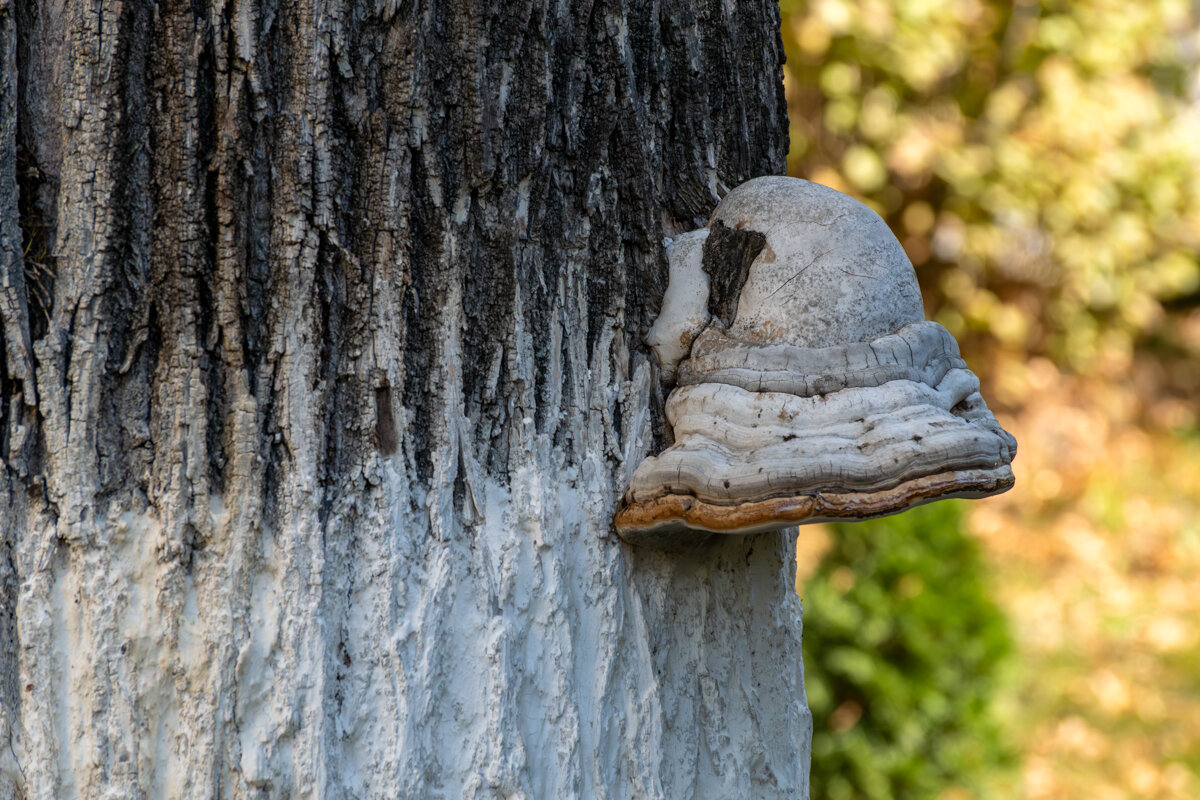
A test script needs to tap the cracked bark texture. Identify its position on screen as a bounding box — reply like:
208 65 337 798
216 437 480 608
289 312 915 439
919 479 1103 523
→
0 0 810 797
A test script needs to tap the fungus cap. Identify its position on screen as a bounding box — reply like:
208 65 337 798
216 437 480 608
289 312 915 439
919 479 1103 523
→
715 176 925 349
616 177 1016 544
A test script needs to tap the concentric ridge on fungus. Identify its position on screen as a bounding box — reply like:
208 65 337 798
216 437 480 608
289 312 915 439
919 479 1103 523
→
615 176 1017 543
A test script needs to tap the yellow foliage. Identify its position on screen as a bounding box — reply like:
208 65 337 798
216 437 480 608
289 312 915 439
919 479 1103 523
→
782 1 1200 796
780 0 1200 383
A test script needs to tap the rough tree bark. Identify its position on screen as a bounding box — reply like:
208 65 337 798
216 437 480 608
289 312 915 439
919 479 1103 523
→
0 0 809 797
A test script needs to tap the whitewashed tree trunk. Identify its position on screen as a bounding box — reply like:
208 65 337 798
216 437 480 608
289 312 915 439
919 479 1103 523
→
0 0 810 797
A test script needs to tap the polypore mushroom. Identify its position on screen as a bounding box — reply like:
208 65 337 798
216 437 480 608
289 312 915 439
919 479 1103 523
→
616 176 1016 544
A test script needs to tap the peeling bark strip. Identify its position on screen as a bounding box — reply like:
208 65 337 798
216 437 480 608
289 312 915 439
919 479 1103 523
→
0 1 808 798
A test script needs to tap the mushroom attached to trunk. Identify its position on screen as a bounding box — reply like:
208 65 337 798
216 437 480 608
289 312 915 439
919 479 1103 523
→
616 177 1017 543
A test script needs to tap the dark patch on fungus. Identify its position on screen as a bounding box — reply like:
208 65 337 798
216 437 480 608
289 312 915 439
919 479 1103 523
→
702 219 766 327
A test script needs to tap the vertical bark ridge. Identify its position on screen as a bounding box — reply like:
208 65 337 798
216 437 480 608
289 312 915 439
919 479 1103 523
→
2 0 806 797
0 3 32 791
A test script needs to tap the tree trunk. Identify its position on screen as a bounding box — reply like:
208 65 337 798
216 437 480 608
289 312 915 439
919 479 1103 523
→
0 0 809 797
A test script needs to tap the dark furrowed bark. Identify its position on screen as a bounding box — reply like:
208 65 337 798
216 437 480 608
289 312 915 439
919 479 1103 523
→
1 5 33 787
1 0 802 796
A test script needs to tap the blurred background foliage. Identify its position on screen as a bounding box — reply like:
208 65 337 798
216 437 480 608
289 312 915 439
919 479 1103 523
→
801 503 1013 800
780 0 1200 798
780 0 1200 388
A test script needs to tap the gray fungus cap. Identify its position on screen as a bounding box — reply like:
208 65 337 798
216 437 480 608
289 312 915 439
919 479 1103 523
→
617 177 1016 544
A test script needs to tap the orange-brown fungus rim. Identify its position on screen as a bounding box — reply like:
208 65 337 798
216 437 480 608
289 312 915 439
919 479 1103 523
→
614 467 1014 542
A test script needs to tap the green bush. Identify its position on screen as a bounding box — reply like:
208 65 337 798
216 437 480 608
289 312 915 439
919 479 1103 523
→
802 501 1013 800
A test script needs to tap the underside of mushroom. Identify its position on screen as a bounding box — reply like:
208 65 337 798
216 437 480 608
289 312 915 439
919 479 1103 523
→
616 176 1017 544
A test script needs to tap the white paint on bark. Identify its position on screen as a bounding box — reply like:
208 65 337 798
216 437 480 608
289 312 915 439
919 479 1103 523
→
4 302 811 800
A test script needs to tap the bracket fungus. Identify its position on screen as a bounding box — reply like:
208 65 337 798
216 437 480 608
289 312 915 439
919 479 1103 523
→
616 176 1017 544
